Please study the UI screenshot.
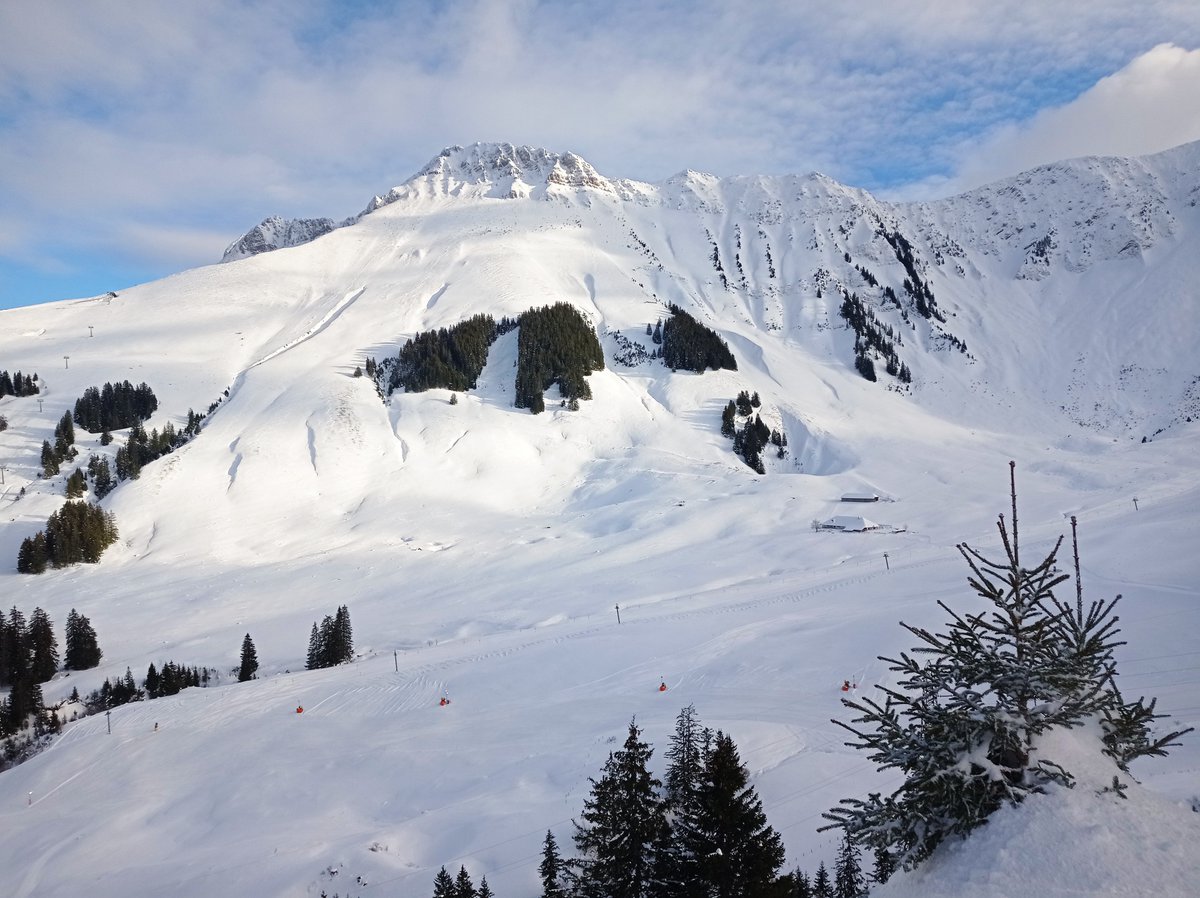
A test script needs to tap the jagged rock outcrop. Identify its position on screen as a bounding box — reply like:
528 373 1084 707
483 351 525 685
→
222 215 339 262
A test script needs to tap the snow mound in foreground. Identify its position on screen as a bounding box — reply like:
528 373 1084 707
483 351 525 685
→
879 725 1200 898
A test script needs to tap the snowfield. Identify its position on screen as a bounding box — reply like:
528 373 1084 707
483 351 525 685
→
0 141 1197 897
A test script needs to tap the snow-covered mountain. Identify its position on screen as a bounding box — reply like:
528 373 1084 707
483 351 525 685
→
0 141 1197 897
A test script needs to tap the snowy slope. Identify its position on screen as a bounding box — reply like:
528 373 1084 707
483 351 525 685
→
0 142 1197 897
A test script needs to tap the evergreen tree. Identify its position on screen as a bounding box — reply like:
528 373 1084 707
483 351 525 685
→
661 304 737 373
306 622 322 670
476 875 493 898
571 720 669 898
812 862 832 898
28 607 58 683
145 662 160 699
0 608 28 687
64 609 102 670
432 865 456 898
870 849 894 886
822 465 1192 870
66 468 87 498
539 830 566 898
793 869 813 898
720 401 737 438
332 605 354 664
663 704 706 811
41 440 60 477
674 730 785 898
453 865 476 898
833 831 867 898
238 633 259 682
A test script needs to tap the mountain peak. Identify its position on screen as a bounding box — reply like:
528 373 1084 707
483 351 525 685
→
413 142 616 194
222 214 338 262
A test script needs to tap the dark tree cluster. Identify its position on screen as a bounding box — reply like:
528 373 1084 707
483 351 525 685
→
610 330 653 368
64 609 102 670
0 607 59 737
430 864 495 898
144 660 210 698
722 393 786 474
41 411 80 477
85 668 144 711
560 708 787 898
661 304 737 374
838 292 911 385
707 232 729 290
306 606 354 669
85 660 212 713
17 501 119 573
113 419 195 482
73 380 158 433
822 468 1193 872
382 313 500 394
514 303 604 414
855 264 879 288
879 228 944 323
86 454 116 499
0 369 38 399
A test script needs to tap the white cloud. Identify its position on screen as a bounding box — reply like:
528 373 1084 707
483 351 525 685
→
931 43 1200 195
1 0 1199 300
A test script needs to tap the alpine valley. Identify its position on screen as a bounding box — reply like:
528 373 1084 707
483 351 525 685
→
1 141 1198 897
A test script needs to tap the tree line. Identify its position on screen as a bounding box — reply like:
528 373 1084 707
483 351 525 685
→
17 501 119 573
661 304 737 374
514 303 604 413
380 313 501 394
307 606 354 670
427 707 869 898
73 380 159 433
838 290 911 385
0 368 39 399
721 391 786 474
1 607 100 743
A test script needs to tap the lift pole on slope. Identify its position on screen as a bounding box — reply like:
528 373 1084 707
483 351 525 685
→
615 604 621 624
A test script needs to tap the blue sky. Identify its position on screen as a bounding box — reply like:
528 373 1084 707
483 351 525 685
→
1 0 1199 311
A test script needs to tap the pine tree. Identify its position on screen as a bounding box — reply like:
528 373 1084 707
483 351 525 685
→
0 608 28 687
41 440 60 477
28 608 58 683
822 464 1192 870
476 875 493 898
64 609 102 670
539 830 566 898
571 720 669 898
793 869 813 898
145 662 160 699
333 605 353 664
663 704 706 812
812 862 832 898
453 866 476 898
432 865 456 898
833 831 867 898
720 401 737 438
870 849 894 886
238 633 259 682
674 730 785 898
306 622 322 670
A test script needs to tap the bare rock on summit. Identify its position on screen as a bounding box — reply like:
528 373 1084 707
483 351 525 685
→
222 215 338 262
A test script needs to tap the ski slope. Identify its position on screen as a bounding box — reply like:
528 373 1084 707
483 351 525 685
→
0 142 1197 896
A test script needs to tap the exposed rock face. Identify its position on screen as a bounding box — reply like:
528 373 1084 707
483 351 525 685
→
222 215 338 262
